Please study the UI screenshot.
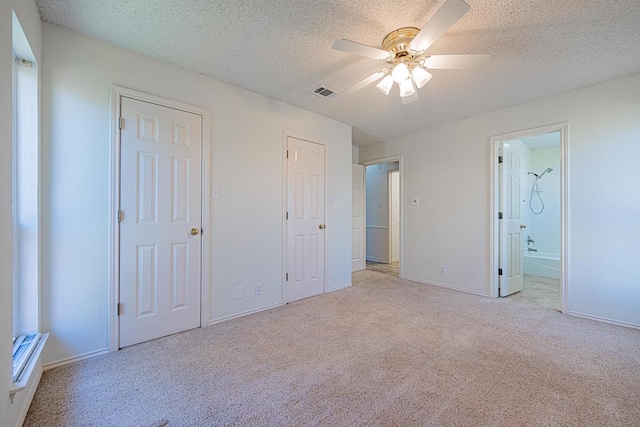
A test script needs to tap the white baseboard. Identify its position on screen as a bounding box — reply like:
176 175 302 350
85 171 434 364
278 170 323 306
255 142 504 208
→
568 311 640 329
327 283 352 293
44 348 110 371
208 302 283 326
400 275 491 298
13 364 42 427
366 256 388 263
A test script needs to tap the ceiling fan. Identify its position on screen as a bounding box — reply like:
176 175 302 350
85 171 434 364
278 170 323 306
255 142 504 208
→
333 0 490 104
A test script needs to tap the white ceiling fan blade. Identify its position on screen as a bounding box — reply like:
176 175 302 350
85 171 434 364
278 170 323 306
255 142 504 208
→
422 54 491 69
401 91 419 104
340 71 387 96
409 0 470 53
333 39 391 60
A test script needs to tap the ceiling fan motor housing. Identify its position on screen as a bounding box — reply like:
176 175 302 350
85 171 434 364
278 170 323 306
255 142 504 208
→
382 27 421 59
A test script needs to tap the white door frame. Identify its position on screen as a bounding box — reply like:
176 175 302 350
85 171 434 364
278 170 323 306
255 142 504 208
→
108 86 211 351
387 170 400 263
352 164 366 272
281 131 328 302
361 155 404 277
489 123 569 313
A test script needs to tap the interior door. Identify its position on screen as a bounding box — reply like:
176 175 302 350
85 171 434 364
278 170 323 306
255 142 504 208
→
352 164 365 272
286 137 325 302
500 142 524 296
119 96 202 347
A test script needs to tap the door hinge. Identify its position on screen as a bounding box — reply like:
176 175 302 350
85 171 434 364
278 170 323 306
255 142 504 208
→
117 210 124 223
286 211 289 220
498 155 503 164
286 273 289 281
286 150 289 159
498 212 503 219
498 268 503 276
119 117 125 129
117 303 123 316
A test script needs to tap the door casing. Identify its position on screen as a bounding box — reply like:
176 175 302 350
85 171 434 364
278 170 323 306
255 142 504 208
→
108 86 211 351
489 123 569 312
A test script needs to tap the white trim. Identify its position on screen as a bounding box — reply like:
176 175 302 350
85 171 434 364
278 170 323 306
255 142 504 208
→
401 275 491 298
568 311 640 330
366 256 388 263
360 155 404 277
208 303 283 325
43 347 110 371
12 365 41 427
489 122 569 313
109 85 211 351
327 283 352 293
282 131 329 302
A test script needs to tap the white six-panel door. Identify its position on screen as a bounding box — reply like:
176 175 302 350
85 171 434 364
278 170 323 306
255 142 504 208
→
352 164 365 272
286 137 325 302
119 96 202 347
500 142 525 296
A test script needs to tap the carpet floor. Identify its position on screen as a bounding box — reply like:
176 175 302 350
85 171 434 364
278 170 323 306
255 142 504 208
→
25 270 640 426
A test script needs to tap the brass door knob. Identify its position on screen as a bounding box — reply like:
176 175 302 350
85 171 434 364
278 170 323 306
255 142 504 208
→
191 228 200 235
319 224 326 230
520 224 527 229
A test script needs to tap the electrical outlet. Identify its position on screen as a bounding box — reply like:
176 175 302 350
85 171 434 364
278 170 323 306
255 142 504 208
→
440 265 447 275
212 186 221 199
235 286 244 300
255 283 263 295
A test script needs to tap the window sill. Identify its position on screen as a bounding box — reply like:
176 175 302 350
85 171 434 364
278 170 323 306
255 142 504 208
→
9 333 48 402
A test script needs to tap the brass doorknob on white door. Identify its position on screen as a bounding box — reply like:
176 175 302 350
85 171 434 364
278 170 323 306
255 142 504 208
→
319 224 326 230
520 224 527 229
191 228 200 235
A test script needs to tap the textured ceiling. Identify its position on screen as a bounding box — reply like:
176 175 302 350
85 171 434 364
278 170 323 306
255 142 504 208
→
36 0 640 146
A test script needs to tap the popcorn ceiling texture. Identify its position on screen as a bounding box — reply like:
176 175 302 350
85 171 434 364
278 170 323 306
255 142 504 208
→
36 0 640 145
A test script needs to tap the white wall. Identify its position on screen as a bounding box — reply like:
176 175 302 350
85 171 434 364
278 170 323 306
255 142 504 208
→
40 23 352 365
365 162 398 263
528 147 561 257
360 73 640 327
1 2 42 426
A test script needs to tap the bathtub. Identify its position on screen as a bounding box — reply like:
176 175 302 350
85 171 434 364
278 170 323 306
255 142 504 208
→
524 253 560 279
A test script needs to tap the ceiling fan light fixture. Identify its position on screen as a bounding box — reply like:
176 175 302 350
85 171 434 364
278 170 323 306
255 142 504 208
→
412 66 432 89
376 74 394 95
391 62 410 83
399 78 416 97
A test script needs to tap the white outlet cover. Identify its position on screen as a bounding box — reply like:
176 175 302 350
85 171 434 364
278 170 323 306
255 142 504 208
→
212 186 221 199
235 286 244 299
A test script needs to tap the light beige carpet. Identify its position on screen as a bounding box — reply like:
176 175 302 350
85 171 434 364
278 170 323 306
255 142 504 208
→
26 270 640 426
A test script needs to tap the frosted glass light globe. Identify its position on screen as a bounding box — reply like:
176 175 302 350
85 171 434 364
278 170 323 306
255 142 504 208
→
412 66 432 88
376 75 394 95
399 78 416 97
391 63 410 83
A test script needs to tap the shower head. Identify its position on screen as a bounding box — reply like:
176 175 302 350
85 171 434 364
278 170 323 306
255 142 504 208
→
538 168 553 179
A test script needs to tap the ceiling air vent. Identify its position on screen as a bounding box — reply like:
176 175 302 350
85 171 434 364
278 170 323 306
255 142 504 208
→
312 86 336 100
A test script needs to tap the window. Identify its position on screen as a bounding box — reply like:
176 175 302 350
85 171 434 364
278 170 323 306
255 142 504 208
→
11 11 44 393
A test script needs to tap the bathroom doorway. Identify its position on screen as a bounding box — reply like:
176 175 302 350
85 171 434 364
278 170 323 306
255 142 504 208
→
491 124 568 312
363 159 402 277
